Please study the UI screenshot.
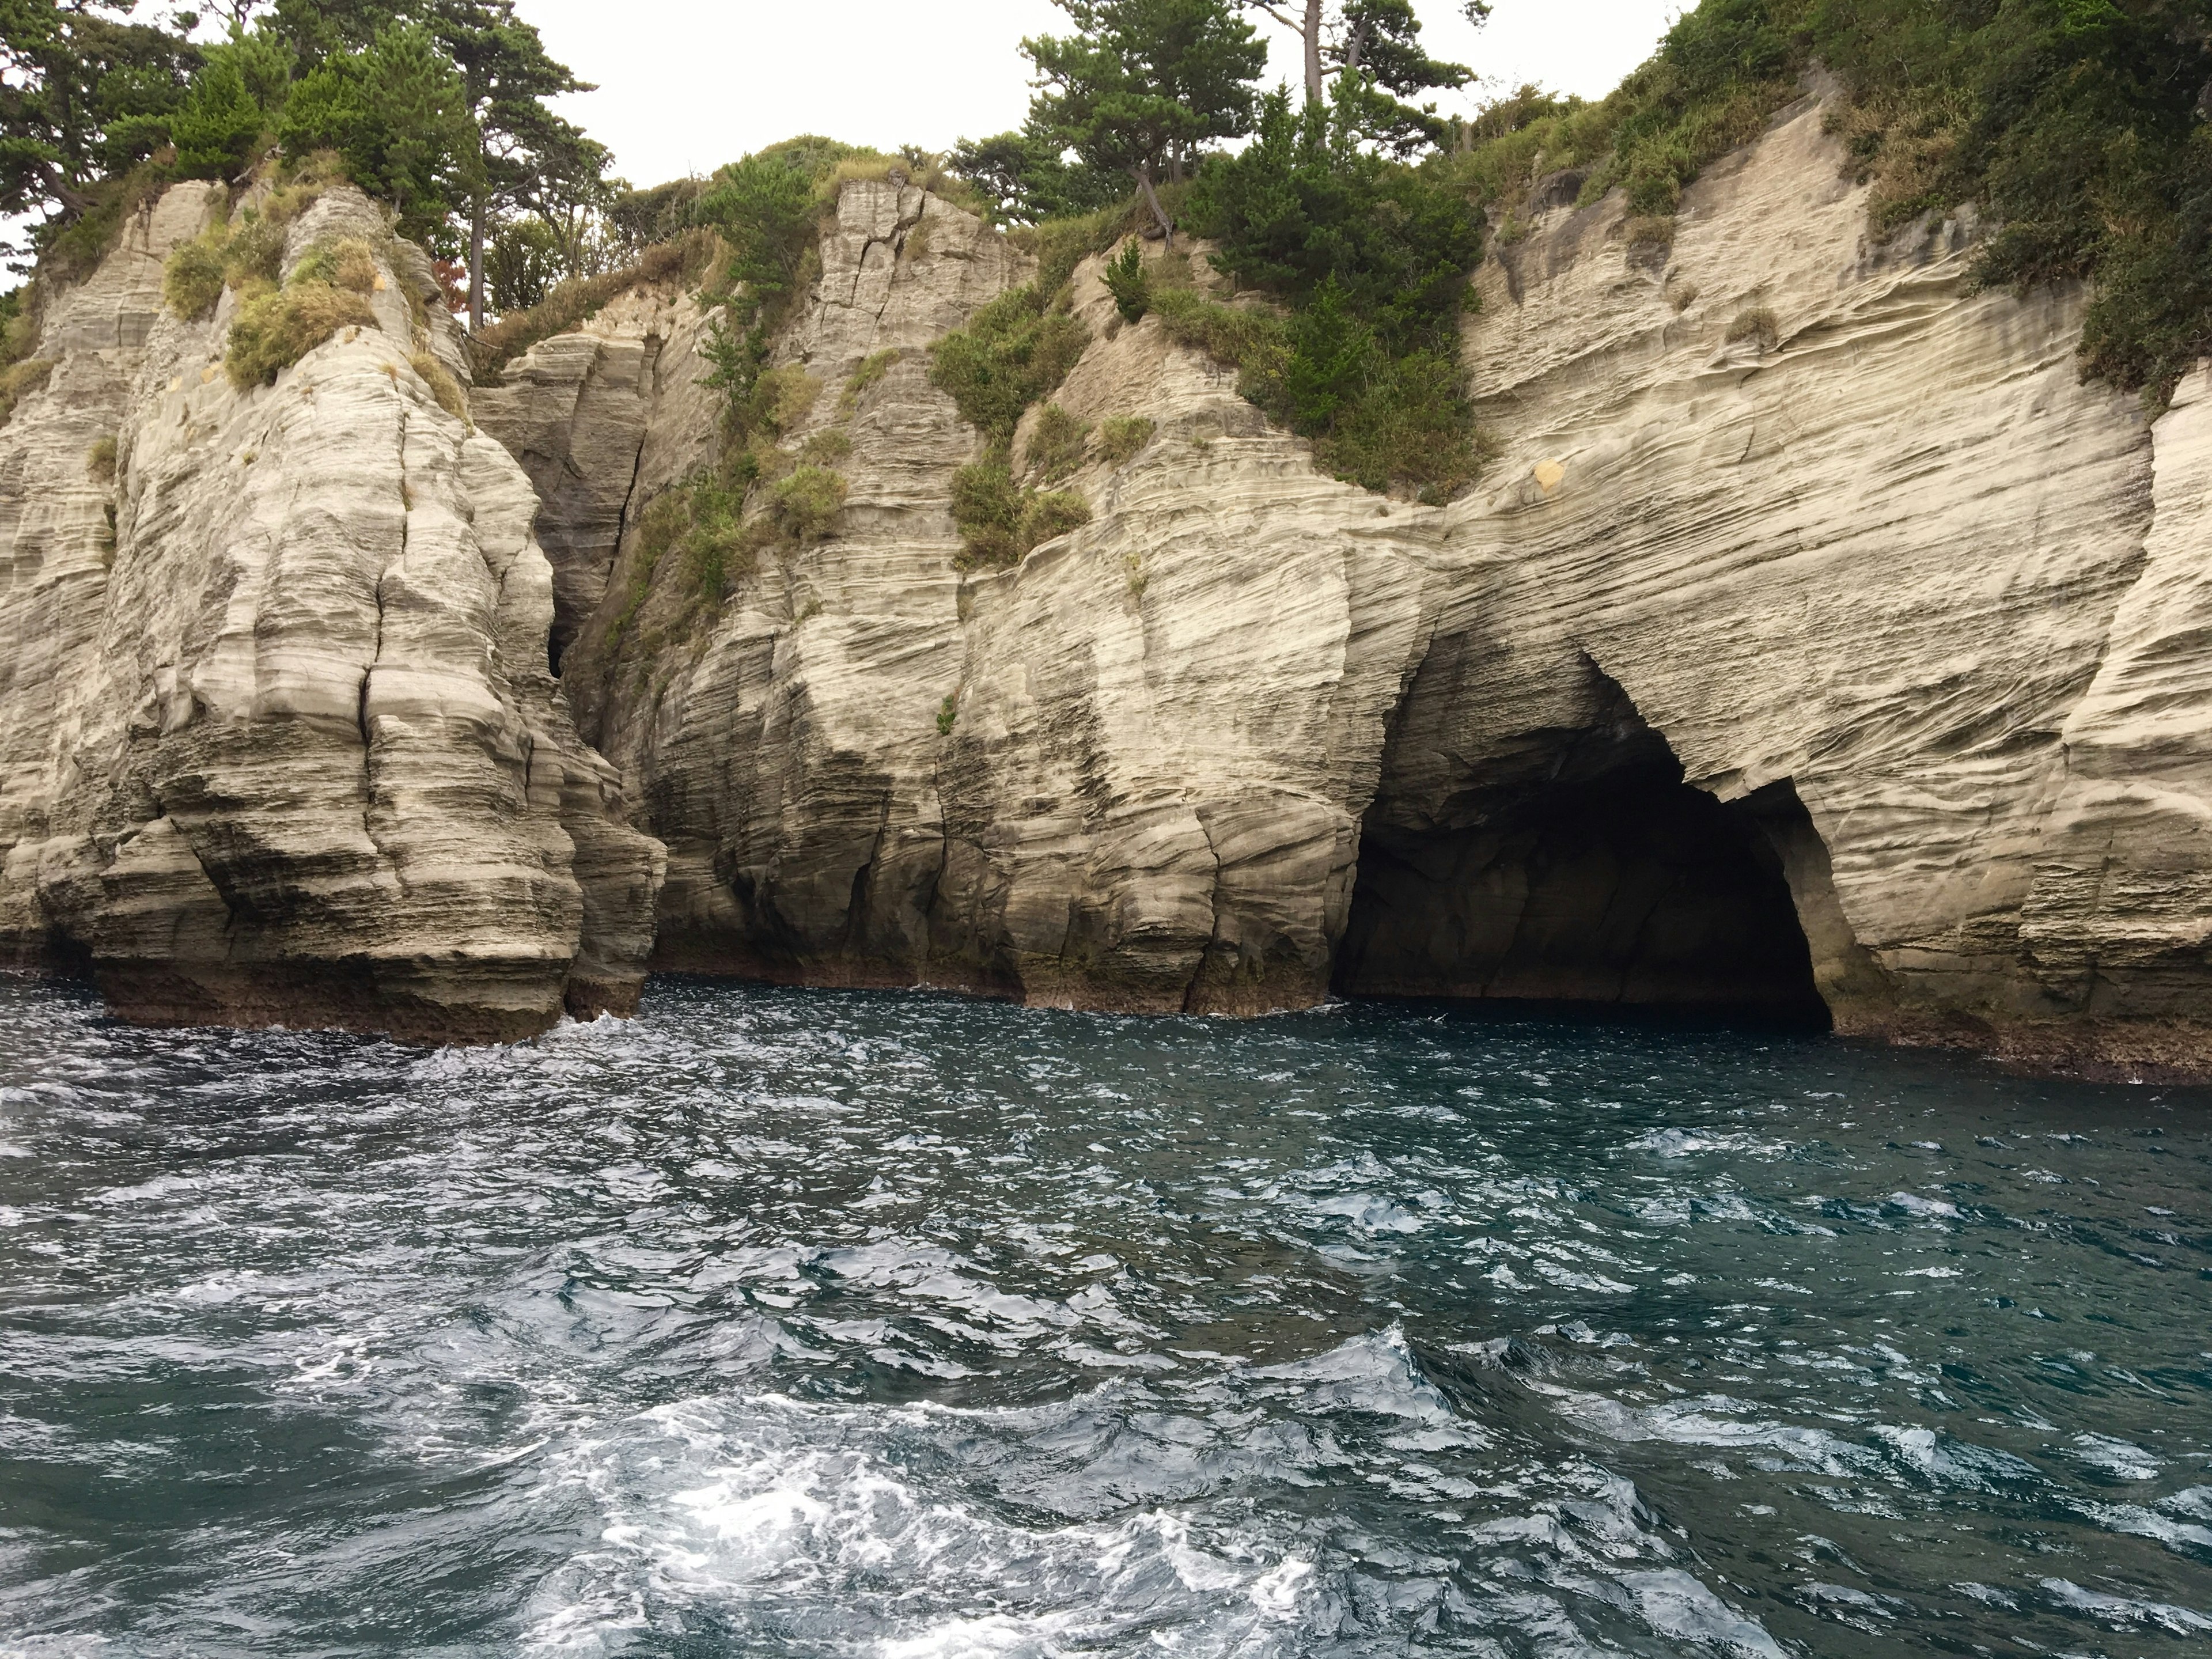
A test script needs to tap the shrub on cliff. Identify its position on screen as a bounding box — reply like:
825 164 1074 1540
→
225 281 376 389
769 466 849 544
1444 0 2212 406
1101 241 1150 322
949 455 1092 569
929 286 1091 444
164 232 232 321
1181 81 1485 502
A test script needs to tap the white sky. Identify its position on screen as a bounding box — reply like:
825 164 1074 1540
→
523 0 1685 188
1 1 1681 279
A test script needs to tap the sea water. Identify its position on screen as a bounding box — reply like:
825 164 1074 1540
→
0 975 2206 1656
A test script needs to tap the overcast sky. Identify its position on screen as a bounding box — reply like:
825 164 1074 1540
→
523 0 1685 188
1 0 1681 279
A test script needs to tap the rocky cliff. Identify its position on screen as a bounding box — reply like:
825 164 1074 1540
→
6 90 2208 1074
476 97 2209 1078
0 183 662 1041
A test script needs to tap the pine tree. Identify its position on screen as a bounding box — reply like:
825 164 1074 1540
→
415 0 602 331
168 24 295 180
277 22 479 243
0 0 197 231
1241 0 1490 147
1023 0 1268 239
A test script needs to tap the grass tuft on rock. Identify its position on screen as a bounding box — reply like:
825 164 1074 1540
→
292 236 381 296
408 350 470 425
225 281 376 389
1097 415 1155 467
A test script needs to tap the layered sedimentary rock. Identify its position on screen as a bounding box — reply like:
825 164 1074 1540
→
488 102 2210 1076
9 88 2209 1072
1366 97 2191 1074
0 184 662 1040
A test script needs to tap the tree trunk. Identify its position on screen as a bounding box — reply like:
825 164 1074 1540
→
1303 0 1324 104
468 192 487 334
37 160 93 219
1133 164 1173 250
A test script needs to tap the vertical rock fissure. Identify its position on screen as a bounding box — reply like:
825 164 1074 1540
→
1180 812 1228 1013
357 408 403 881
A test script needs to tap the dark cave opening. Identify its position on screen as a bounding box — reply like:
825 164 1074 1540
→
1335 699 1831 1029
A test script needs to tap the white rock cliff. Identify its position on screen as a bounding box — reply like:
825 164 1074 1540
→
6 92 2208 1074
0 184 662 1040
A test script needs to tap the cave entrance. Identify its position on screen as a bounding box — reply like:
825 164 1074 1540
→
1335 685 1831 1028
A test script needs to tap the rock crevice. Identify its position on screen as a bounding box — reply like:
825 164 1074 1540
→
0 184 664 1041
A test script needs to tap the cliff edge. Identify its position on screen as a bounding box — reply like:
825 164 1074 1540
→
481 96 2212 1078
0 184 664 1041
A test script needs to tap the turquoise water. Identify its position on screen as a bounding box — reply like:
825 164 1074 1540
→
0 975 2207 1657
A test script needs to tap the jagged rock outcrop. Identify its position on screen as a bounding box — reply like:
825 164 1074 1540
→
493 100 2212 1077
0 183 663 1041
1368 97 2197 1075
10 88 2210 1074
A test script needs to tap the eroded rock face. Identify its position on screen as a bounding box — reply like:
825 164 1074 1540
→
0 184 663 1041
15 91 2208 1074
520 115 2212 1075
1390 93 2195 1074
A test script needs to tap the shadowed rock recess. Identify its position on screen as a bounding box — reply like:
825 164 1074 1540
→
6 90 2211 1071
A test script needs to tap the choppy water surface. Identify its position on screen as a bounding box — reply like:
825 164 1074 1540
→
1 978 2209 1657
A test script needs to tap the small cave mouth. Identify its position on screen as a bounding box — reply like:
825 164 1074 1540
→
1335 692 1831 1030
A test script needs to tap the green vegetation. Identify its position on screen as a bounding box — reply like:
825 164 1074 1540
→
162 230 230 320
290 234 380 294
936 694 959 736
948 453 1093 569
160 191 331 321
467 228 718 380
1434 0 2212 404
1101 241 1150 322
278 25 478 242
769 466 850 544
929 285 1092 444
839 348 902 416
1185 81 1484 498
927 267 1098 565
85 433 116 482
1098 415 1156 465
1026 403 1093 481
224 276 376 389
846 349 900 396
7 2 605 335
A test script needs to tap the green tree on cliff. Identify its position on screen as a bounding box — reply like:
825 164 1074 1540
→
276 21 479 241
964 0 1267 234
415 0 604 330
0 0 198 245
1241 0 1489 150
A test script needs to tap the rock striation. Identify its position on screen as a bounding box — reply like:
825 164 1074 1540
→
487 102 2212 1077
0 184 663 1041
9 90 2211 1075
